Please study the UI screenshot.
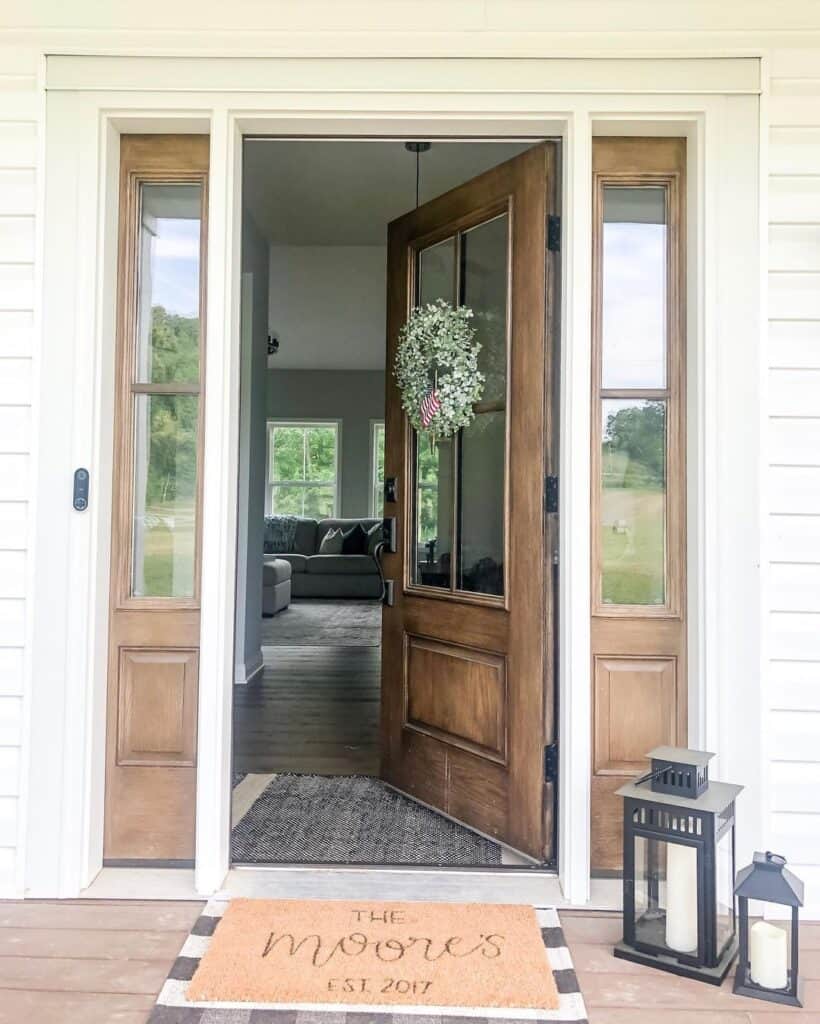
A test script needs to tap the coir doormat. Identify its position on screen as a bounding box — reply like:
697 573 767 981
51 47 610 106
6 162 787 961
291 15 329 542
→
150 898 588 1023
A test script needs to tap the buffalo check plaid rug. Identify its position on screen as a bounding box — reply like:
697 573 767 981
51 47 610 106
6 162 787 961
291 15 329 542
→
148 899 588 1024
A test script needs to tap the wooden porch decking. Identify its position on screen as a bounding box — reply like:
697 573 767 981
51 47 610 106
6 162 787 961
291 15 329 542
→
0 900 816 1023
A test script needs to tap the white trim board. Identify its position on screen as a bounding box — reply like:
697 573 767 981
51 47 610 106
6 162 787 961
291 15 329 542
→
23 58 762 910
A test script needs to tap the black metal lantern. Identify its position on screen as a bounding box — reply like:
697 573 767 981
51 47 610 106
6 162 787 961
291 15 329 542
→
733 851 804 1006
614 746 743 984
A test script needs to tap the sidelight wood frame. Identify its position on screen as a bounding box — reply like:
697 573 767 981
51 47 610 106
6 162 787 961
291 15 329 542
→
589 137 689 872
103 134 210 863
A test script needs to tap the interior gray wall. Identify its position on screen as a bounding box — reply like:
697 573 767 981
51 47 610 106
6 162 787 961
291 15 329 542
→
266 369 386 519
234 213 269 682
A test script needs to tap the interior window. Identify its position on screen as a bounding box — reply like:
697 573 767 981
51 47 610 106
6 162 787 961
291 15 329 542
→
370 420 385 517
267 421 339 518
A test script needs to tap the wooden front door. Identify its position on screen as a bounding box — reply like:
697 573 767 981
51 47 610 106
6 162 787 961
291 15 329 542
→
104 136 209 862
380 144 558 862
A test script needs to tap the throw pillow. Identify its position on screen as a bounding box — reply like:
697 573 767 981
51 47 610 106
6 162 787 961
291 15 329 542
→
319 527 344 555
367 521 382 557
341 522 368 555
263 514 299 554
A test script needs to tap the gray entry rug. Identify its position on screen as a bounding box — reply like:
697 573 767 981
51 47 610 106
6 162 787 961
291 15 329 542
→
232 773 501 867
261 599 381 647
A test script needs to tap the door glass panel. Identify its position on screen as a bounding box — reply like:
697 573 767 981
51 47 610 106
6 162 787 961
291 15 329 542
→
457 214 508 596
412 236 457 588
410 216 509 598
418 236 456 306
602 187 667 389
131 394 198 598
413 434 455 588
136 183 202 384
601 399 666 605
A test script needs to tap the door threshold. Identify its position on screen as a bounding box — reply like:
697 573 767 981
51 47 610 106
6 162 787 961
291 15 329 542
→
77 864 621 909
224 864 570 907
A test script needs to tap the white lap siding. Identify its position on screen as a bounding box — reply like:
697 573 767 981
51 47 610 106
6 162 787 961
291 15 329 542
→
767 48 820 917
0 50 38 896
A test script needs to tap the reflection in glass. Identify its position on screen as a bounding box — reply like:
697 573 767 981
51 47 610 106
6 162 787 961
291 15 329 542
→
601 399 666 605
458 214 508 595
418 236 456 306
602 187 667 390
716 826 735 959
132 394 198 598
136 183 202 384
634 834 700 957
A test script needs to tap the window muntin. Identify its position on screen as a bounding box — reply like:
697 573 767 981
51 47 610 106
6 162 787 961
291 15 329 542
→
267 421 339 518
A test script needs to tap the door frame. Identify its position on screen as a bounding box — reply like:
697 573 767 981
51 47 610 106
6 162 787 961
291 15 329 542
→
25 54 763 905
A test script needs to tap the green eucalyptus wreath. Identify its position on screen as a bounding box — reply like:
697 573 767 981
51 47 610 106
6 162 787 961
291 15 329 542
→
394 299 485 441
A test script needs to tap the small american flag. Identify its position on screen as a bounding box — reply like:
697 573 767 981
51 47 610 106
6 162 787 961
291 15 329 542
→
419 386 441 429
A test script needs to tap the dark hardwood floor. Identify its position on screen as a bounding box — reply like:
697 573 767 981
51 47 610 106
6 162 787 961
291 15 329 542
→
233 645 381 776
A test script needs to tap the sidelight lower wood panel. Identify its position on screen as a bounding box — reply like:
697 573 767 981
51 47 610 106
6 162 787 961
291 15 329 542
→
104 135 208 862
116 649 198 767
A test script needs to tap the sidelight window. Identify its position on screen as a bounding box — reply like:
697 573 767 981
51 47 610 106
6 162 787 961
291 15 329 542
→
130 182 204 599
593 179 683 613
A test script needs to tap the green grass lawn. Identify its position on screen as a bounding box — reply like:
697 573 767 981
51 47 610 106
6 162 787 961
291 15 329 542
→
601 486 665 605
136 504 195 598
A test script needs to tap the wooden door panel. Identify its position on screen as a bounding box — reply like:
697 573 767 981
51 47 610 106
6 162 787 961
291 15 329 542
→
404 635 507 762
593 656 677 774
104 762 197 862
381 144 558 862
116 649 198 766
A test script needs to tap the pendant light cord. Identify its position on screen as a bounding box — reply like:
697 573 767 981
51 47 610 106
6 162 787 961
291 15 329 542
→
415 148 420 208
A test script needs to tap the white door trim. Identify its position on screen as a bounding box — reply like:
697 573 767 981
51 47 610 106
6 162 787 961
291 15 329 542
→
24 57 762 907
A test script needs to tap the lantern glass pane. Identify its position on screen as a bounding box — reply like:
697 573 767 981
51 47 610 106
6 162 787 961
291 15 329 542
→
715 828 735 958
749 915 792 991
634 834 700 957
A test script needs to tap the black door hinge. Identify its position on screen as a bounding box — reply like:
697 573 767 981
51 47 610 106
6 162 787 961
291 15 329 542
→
544 743 559 783
547 214 561 252
545 474 559 515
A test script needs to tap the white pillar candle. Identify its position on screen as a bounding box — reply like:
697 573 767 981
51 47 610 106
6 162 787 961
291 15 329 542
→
750 920 789 990
665 843 698 953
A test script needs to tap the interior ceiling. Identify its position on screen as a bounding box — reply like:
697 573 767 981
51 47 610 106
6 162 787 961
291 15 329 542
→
243 139 534 246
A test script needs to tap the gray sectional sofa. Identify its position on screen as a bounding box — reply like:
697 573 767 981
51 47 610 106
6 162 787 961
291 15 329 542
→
264 517 383 599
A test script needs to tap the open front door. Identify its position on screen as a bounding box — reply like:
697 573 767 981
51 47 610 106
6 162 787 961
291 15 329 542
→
380 144 558 862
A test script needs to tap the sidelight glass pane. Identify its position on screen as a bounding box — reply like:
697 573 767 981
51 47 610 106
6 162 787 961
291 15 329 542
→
457 214 508 596
601 399 666 605
136 183 202 384
602 186 667 389
131 394 198 598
